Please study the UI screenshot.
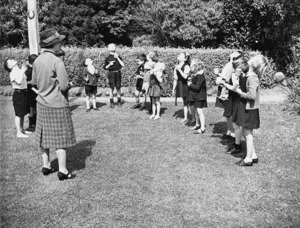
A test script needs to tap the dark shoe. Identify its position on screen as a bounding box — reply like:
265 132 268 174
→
94 108 99 111
193 128 206 134
42 167 56 176
252 158 258 164
25 125 35 132
226 144 242 154
131 103 141 109
86 109 91 112
110 103 115 108
57 172 76 181
237 159 253 166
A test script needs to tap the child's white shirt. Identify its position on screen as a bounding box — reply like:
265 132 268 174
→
87 64 95 75
10 66 27 89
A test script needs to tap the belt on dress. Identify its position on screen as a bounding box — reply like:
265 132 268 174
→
109 70 120 72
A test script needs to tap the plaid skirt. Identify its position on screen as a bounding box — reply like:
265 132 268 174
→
35 102 76 148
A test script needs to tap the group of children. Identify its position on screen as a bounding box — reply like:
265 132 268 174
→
215 52 268 166
4 54 38 138
4 43 268 167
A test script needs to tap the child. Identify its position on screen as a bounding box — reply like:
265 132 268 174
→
214 51 243 141
187 59 207 134
220 58 249 154
103 43 124 108
139 51 157 111
148 61 165 120
4 59 30 138
83 58 99 112
172 52 191 123
25 54 38 131
131 54 147 109
234 55 268 166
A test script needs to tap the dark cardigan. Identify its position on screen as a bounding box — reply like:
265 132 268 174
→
187 73 207 101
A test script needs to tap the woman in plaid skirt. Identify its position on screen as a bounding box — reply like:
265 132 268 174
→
32 29 76 181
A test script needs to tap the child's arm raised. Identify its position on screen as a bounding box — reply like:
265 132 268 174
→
175 64 190 79
114 53 124 67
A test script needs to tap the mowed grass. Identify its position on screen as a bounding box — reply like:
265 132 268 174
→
1 97 299 228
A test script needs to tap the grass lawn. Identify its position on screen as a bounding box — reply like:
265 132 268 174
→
1 97 299 228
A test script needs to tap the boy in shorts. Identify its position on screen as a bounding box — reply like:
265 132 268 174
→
103 43 124 108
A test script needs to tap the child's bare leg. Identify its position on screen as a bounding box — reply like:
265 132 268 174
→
197 108 206 131
149 97 156 119
15 116 28 138
180 105 188 123
116 88 122 106
85 95 90 110
243 128 254 163
233 122 241 145
154 97 161 119
92 94 96 109
194 108 200 127
109 88 115 108
226 117 234 137
135 91 140 103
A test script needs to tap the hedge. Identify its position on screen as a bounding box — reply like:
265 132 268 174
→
0 47 277 96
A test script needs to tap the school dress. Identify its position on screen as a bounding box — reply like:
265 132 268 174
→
104 54 122 88
148 74 162 97
232 73 260 129
223 74 240 117
176 64 189 98
83 68 98 95
33 50 76 148
187 73 208 108
25 66 37 108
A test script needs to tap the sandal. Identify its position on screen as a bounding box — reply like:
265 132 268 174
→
57 172 76 181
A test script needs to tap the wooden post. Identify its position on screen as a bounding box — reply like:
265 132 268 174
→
27 0 40 55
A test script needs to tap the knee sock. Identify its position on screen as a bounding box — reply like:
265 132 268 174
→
117 97 121 103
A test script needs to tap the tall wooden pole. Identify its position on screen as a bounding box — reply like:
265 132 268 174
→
27 0 40 55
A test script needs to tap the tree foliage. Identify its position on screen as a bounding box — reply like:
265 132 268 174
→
130 0 223 48
0 0 299 71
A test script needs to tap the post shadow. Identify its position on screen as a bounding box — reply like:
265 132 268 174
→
50 139 96 172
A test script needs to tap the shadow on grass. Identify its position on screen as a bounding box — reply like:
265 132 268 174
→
173 108 184 119
50 140 95 172
96 102 107 108
70 104 81 112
